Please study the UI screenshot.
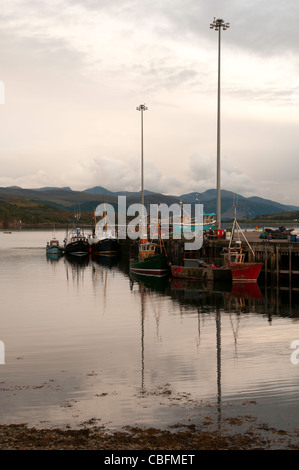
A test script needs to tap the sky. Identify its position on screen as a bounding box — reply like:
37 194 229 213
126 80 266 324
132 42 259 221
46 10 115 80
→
0 0 298 205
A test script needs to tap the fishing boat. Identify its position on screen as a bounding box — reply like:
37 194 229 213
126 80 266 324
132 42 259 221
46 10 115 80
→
46 237 64 255
171 258 232 282
90 226 119 255
130 239 170 277
89 207 119 256
63 212 90 256
222 245 263 282
221 206 263 282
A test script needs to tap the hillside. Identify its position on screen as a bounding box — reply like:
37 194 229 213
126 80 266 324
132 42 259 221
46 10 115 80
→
0 197 93 229
244 210 299 224
0 185 298 228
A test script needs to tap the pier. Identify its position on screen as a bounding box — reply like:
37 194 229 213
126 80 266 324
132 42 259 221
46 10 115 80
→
120 231 299 286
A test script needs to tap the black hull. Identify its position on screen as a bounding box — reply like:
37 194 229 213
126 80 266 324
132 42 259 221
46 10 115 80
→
91 238 119 255
64 240 90 256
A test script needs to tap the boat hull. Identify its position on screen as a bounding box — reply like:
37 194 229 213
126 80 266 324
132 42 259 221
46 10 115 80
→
64 239 90 256
130 254 169 277
46 239 64 255
227 262 263 282
46 246 63 255
171 265 232 282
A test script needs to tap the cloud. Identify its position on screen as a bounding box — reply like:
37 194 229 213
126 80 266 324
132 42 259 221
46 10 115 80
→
186 153 258 197
69 155 183 194
0 0 298 208
0 170 57 189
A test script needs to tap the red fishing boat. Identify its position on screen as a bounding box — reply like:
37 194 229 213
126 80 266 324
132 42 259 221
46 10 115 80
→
222 205 263 282
223 249 263 282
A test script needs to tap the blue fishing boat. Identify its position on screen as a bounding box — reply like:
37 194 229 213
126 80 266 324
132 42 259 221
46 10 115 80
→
46 237 64 255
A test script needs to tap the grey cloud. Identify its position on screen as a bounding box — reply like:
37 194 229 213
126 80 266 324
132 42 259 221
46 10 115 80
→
186 153 258 197
5 0 299 60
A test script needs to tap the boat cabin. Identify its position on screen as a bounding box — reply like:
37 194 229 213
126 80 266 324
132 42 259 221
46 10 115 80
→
138 241 157 260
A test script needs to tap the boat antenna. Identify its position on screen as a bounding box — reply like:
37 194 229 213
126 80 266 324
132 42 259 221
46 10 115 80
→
75 205 81 220
229 194 255 257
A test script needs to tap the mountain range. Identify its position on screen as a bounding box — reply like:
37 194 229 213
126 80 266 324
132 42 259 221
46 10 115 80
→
0 185 298 220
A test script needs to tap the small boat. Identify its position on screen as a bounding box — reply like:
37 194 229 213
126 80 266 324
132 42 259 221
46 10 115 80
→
130 240 170 277
222 206 263 282
63 212 90 256
46 237 64 255
171 258 232 282
263 226 294 239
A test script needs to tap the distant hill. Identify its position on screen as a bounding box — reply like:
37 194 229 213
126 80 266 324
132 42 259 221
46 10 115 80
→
0 186 298 223
175 189 298 219
83 186 156 197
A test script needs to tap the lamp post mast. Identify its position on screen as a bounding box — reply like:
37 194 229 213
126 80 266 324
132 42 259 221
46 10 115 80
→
210 18 230 230
137 104 148 238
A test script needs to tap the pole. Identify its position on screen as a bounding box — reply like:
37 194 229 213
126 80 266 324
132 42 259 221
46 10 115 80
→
137 104 148 239
210 18 230 230
141 107 144 210
217 26 221 230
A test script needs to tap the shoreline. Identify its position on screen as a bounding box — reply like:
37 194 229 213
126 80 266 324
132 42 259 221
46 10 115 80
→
0 417 298 450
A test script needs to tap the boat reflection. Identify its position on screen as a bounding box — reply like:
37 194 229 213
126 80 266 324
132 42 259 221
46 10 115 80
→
129 272 170 294
92 254 119 269
46 252 64 263
64 253 90 267
169 277 264 313
230 282 263 299
63 253 90 286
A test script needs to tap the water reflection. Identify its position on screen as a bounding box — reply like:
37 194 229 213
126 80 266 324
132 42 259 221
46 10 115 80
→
3 232 299 433
46 252 63 263
128 271 299 431
49 250 299 320
47 249 299 321
92 254 119 269
47 250 299 432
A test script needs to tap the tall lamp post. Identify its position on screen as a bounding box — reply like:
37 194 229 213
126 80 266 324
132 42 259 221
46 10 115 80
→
210 18 230 230
136 104 148 238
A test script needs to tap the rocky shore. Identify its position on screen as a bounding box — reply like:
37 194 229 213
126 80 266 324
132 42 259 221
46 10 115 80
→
0 421 298 450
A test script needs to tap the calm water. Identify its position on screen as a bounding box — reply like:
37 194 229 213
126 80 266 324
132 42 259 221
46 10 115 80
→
0 230 299 434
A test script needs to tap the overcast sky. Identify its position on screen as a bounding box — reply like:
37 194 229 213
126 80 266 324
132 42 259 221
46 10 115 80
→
0 0 298 205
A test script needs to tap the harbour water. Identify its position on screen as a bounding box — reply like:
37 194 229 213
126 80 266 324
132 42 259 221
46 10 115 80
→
0 229 299 436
